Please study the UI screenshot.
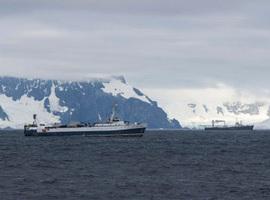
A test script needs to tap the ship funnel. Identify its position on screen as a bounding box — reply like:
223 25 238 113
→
33 114 38 126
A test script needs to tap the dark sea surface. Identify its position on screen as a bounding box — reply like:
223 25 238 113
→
1 130 270 200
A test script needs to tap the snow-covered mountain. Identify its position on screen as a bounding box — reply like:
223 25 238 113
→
145 86 270 129
180 101 270 129
0 76 180 129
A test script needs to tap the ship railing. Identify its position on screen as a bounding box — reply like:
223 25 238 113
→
24 124 38 128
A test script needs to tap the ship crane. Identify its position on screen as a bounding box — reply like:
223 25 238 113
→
212 120 226 127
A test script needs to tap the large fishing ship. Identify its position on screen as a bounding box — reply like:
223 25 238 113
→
24 106 146 137
205 120 254 131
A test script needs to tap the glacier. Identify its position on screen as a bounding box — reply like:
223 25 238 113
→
179 101 270 129
145 86 270 129
0 76 181 129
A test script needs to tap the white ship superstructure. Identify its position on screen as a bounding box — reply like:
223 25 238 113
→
24 106 146 137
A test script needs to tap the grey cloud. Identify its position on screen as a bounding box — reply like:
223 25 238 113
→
0 0 269 91
0 0 256 16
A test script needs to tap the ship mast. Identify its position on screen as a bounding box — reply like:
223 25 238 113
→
110 104 117 122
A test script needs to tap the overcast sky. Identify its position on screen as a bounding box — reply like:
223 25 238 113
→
0 0 270 90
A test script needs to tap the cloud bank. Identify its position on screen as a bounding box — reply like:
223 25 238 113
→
0 0 269 91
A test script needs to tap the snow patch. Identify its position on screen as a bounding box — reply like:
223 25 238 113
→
1 85 6 92
0 94 60 129
48 84 68 113
58 86 64 91
102 79 151 104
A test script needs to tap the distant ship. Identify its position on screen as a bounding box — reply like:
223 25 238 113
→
205 120 254 131
24 106 146 137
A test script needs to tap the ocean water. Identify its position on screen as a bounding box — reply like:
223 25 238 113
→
1 130 270 200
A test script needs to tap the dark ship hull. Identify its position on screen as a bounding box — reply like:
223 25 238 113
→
24 127 145 137
205 125 254 131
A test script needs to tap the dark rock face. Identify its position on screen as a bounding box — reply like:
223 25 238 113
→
0 106 9 121
223 102 263 115
216 106 224 115
0 76 181 129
